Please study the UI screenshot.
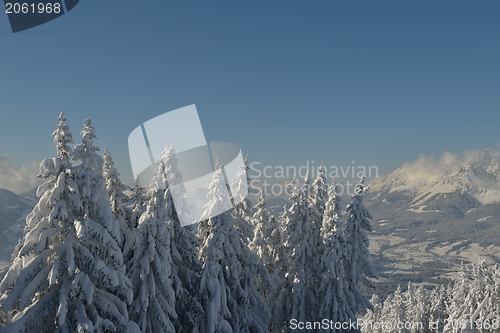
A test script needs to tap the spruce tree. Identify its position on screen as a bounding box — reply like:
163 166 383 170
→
230 155 253 244
429 284 449 331
276 204 289 283
128 178 146 230
318 180 354 332
103 148 134 259
197 163 237 333
388 286 406 333
344 177 377 316
307 166 328 318
275 172 321 332
127 186 177 333
249 192 281 278
0 115 138 333
404 283 429 333
128 144 203 333
52 112 74 166
273 177 299 332
310 165 329 235
157 144 203 332
444 260 497 333
197 157 233 251
364 294 383 333
265 204 292 332
249 193 284 332
198 162 270 333
103 148 128 221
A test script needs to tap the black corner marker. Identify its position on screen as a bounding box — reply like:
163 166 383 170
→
63 0 78 12
4 0 79 33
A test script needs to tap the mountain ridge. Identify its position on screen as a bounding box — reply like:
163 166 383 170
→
369 150 500 207
0 188 36 266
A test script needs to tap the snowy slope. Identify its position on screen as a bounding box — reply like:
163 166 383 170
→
362 151 500 297
0 188 36 265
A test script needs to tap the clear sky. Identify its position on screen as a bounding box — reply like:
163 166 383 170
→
1 1 500 192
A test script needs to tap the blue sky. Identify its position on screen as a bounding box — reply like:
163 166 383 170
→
1 1 500 192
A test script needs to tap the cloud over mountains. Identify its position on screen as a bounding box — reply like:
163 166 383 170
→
0 156 40 194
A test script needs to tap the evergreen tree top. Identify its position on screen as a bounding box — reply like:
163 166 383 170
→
51 111 74 162
288 174 299 204
353 176 367 196
214 156 223 171
73 117 103 173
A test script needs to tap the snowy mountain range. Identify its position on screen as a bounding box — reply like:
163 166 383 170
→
362 150 500 297
370 150 500 208
366 150 500 237
0 189 36 267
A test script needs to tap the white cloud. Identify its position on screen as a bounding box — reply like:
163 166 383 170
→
399 151 463 182
0 156 41 194
370 148 500 195
401 149 500 178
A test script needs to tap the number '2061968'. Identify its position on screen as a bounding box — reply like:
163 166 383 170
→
5 2 61 14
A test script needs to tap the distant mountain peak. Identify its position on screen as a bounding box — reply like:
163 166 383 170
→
370 149 500 205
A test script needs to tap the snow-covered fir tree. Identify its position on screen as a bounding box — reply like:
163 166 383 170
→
73 118 103 174
152 144 191 225
365 260 500 333
230 155 254 245
127 190 177 332
103 148 128 222
344 177 377 315
128 178 146 229
364 294 383 333
275 172 322 332
128 144 204 333
276 203 289 278
197 161 238 333
273 176 301 332
309 166 329 238
307 167 329 317
169 210 204 333
318 180 354 332
197 161 270 333
52 112 75 166
404 283 429 333
386 286 406 333
247 193 281 331
308 166 329 259
156 144 203 332
443 260 498 333
127 179 177 332
197 157 232 250
103 148 134 260
428 283 450 332
0 115 139 333
249 192 282 282
231 158 274 322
